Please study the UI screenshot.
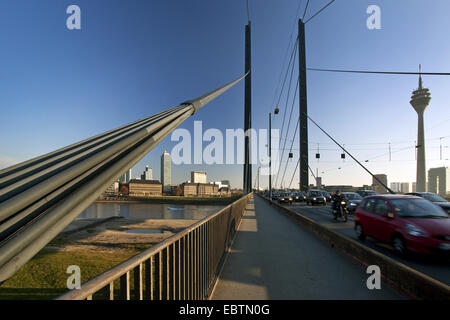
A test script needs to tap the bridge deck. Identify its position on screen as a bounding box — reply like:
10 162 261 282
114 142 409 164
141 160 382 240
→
211 195 403 300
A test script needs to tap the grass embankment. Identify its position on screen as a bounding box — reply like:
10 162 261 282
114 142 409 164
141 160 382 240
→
0 240 150 300
97 194 243 205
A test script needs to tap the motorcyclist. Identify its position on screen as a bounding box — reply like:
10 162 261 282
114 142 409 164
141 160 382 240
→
332 190 346 221
332 190 343 210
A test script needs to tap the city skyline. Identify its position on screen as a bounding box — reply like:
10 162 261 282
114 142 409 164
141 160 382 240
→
0 1 449 189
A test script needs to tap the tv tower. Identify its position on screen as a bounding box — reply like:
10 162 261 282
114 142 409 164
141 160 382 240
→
409 65 431 192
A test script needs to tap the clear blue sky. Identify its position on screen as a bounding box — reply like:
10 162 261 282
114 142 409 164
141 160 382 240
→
0 0 449 189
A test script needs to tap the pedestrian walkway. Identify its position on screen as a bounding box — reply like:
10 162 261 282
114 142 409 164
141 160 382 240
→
212 195 403 300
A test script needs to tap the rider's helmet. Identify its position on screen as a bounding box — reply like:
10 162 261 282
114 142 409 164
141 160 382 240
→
335 189 341 195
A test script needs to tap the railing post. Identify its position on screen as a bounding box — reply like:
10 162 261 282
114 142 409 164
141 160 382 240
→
187 233 191 299
196 228 200 299
153 253 161 300
119 271 130 300
201 224 205 299
190 231 194 299
162 248 168 299
133 263 143 300
144 258 152 300
102 281 114 300
181 236 186 300
175 240 180 300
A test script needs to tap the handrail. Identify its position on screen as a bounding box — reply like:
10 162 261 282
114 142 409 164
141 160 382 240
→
56 193 252 300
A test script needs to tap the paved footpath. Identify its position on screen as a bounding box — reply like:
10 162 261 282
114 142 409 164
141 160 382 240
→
212 195 403 300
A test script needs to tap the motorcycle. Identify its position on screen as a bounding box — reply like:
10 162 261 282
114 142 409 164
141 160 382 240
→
332 198 348 222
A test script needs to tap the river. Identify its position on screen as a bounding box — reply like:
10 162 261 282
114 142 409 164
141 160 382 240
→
78 202 226 220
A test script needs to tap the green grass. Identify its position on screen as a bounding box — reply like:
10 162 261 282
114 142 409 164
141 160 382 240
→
0 247 143 300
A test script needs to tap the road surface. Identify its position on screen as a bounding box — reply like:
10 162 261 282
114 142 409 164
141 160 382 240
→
287 202 450 286
212 195 403 299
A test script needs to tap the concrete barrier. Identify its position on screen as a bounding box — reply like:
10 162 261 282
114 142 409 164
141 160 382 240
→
257 193 450 300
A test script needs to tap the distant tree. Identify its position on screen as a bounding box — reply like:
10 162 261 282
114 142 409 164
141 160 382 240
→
119 183 129 195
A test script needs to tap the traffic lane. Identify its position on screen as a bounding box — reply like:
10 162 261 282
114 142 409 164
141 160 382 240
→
284 202 450 286
214 196 403 300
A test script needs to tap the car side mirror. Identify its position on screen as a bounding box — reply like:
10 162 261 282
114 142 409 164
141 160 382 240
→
386 212 395 219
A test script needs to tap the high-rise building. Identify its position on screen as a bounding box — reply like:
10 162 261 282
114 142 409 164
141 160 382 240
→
191 171 207 184
390 182 401 193
141 165 152 181
410 66 431 192
412 182 417 192
161 151 171 192
390 182 410 193
400 182 410 193
372 174 388 194
428 167 450 196
119 169 132 183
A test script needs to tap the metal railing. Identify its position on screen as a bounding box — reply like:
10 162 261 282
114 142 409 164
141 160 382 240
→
56 193 251 300
0 72 247 284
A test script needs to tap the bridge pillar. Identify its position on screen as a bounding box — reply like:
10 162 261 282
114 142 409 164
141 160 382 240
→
243 22 252 194
298 19 309 191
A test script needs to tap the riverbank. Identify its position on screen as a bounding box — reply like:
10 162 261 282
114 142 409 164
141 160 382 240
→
95 195 242 205
0 217 197 300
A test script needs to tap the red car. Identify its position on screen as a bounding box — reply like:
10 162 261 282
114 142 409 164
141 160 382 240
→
354 195 450 256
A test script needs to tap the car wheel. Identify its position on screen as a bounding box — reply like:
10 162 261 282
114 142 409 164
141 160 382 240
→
392 235 407 256
355 223 366 240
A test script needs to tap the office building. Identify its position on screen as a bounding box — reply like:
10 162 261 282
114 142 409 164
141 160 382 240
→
390 182 401 193
400 182 410 193
390 182 410 193
129 179 162 196
182 183 198 197
428 167 450 196
372 174 388 194
412 182 417 192
161 151 171 192
119 169 132 183
181 183 219 197
103 181 119 195
191 171 207 184
140 165 153 181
